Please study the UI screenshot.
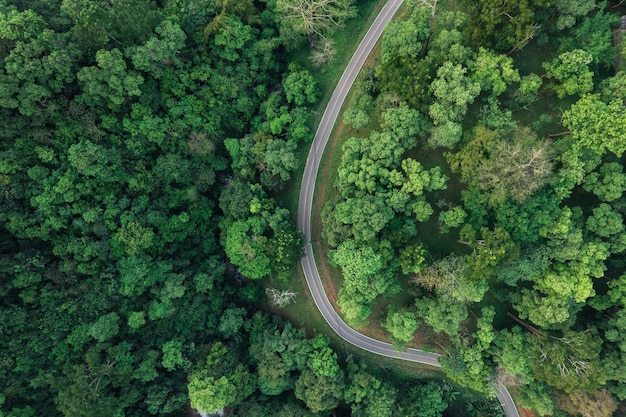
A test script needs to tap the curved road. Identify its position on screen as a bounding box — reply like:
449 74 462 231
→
296 1 520 417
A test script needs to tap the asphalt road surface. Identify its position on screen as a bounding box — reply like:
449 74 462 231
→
296 1 520 417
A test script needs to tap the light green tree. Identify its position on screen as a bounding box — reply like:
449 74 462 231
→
543 49 594 98
384 307 419 350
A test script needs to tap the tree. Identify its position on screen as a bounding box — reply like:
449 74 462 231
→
380 7 430 63
412 254 488 303
439 207 466 234
562 94 626 157
399 242 427 274
343 107 371 129
559 3 619 69
334 196 395 242
188 343 255 413
493 327 534 383
275 0 356 44
385 307 419 350
309 38 336 67
295 341 344 414
61 0 161 52
451 125 554 207
397 381 448 417
428 120 463 149
471 47 520 97
344 360 397 417
531 328 607 393
376 6 432 106
161 339 190 371
283 64 320 106
223 217 272 279
553 0 595 30
583 162 626 202
330 240 399 326
89 312 120 342
261 138 299 182
1 28 76 116
543 49 594 98
586 203 624 239
127 20 186 78
429 62 480 125
218 307 247 338
415 295 468 337
266 288 297 308
556 389 618 417
516 382 554 416
76 48 143 111
382 102 430 145
514 73 543 107
188 374 239 414
461 0 550 51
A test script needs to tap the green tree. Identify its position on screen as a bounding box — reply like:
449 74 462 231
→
343 107 371 129
61 0 161 52
330 240 399 326
76 48 143 111
562 94 626 157
283 64 320 106
223 217 272 279
461 0 550 51
493 327 534 383
586 203 624 239
530 328 607 393
89 312 120 342
450 125 554 207
344 360 397 417
127 20 186 78
471 47 520 97
415 295 468 337
399 242 427 274
398 382 448 417
553 0 595 30
559 2 619 69
543 49 594 98
384 306 419 350
583 162 626 202
439 207 466 234
429 62 480 125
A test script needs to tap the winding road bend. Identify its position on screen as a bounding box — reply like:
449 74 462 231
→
296 1 520 416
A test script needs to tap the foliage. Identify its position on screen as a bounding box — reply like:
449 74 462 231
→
384 306 419 350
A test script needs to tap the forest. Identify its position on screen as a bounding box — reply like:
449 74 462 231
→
0 0 625 416
320 0 626 416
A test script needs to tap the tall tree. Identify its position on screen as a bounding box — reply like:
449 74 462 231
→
275 0 356 44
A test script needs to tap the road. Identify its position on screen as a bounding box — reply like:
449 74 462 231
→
296 1 520 417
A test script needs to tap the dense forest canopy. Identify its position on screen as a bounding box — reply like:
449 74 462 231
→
2 0 626 416
324 1 626 416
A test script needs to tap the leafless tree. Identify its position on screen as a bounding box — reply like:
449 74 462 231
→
276 0 356 43
412 0 438 17
266 288 297 308
310 39 336 67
